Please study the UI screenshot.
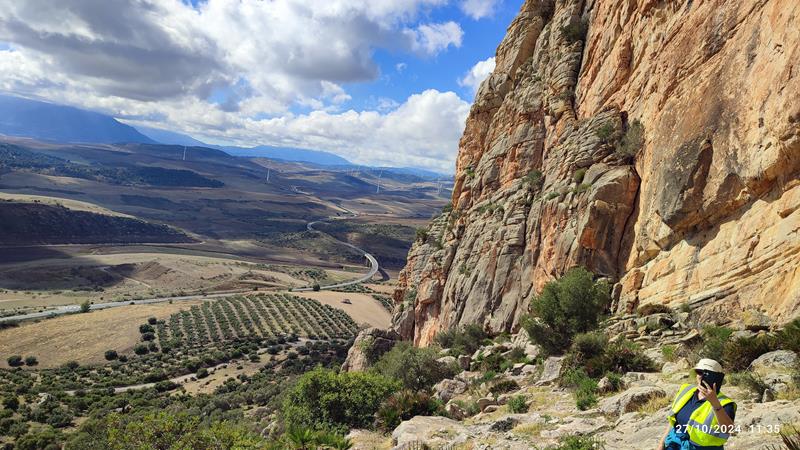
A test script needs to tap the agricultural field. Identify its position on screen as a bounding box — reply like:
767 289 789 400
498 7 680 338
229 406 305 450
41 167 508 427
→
0 293 364 447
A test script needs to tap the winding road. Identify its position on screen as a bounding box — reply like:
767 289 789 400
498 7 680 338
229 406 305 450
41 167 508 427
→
0 216 379 323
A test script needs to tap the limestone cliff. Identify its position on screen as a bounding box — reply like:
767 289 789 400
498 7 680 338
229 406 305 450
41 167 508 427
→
393 0 800 345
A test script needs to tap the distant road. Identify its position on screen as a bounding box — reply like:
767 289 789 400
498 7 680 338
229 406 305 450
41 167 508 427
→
0 216 380 323
292 219 379 291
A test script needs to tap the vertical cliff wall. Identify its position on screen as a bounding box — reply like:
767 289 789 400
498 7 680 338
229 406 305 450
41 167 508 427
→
393 0 800 345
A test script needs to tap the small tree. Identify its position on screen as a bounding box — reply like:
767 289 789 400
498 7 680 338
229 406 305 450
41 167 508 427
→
521 267 611 355
79 301 91 313
7 355 23 367
104 350 118 361
312 283 321 292
133 344 149 355
147 317 158 325
24 356 38 366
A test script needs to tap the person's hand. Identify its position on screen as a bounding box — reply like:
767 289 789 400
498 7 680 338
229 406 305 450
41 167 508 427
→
699 381 720 407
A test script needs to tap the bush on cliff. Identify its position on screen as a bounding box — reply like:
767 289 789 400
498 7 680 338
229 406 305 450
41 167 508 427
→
281 367 399 433
374 390 443 432
435 324 488 357
372 342 456 391
521 267 611 355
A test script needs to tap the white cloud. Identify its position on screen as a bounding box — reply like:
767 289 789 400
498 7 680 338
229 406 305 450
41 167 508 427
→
0 0 472 171
458 56 495 94
396 62 407 73
406 22 464 55
460 0 502 20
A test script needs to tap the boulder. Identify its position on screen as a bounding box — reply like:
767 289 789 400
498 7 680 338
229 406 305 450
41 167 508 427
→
597 376 618 394
445 400 467 420
536 356 564 385
662 358 690 375
477 397 497 412
433 378 468 403
436 355 457 367
749 350 798 372
391 416 468 448
598 386 667 416
341 328 399 372
483 405 500 414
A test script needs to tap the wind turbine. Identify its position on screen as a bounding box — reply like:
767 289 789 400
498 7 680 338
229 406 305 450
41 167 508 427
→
376 169 383 194
266 167 271 183
182 146 187 161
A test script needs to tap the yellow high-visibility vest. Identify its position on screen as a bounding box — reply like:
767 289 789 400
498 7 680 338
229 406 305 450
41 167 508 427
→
668 383 736 447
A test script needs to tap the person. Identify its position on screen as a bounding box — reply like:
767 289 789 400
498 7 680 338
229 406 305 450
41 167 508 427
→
657 358 737 450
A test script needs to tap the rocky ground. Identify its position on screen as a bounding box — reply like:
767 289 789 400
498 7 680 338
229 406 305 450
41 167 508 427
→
346 315 800 450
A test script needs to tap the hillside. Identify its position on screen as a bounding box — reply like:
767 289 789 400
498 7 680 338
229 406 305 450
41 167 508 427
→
0 95 156 144
392 0 800 345
0 201 192 245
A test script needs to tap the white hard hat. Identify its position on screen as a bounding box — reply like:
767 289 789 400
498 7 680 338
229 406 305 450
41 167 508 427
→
694 358 724 373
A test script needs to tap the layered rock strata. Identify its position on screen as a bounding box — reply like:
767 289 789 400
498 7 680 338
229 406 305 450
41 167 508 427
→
393 0 800 345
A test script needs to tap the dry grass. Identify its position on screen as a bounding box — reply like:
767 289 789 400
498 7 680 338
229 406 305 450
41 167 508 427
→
635 395 670 414
512 421 557 440
0 302 199 368
288 291 391 328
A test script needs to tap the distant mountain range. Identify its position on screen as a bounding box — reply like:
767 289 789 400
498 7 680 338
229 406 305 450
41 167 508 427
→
0 94 450 178
0 95 156 145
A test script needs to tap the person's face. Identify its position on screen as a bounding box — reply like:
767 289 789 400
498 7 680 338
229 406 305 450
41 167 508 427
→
695 370 703 387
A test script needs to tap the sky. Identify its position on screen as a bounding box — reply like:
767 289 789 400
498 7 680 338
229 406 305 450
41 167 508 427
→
0 0 519 173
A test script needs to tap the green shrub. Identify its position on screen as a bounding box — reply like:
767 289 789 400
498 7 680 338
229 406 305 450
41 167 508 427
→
722 335 777 371
604 372 624 392
435 324 487 357
565 336 654 379
15 426 62 450
79 301 91 313
778 318 800 353
508 395 528 413
415 228 429 242
637 303 672 316
281 367 399 433
699 325 734 360
521 267 611 355
595 123 615 142
372 342 455 391
573 169 587 184
375 390 442 432
550 435 606 450
141 332 155 342
524 170 544 187
24 356 38 366
66 412 266 450
104 350 118 361
617 120 645 157
147 317 158 325
661 345 677 362
452 399 480 417
312 283 321 292
729 372 768 399
139 324 154 334
562 369 598 410
6 355 23 367
489 379 520 396
3 396 19 411
133 344 149 355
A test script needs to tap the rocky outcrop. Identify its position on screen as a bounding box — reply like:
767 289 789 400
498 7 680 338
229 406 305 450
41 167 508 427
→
393 0 800 344
341 328 399 372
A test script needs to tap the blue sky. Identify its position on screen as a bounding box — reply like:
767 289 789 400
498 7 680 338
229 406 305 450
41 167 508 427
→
0 0 521 173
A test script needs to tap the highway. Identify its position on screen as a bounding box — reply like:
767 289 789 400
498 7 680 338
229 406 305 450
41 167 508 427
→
0 217 379 323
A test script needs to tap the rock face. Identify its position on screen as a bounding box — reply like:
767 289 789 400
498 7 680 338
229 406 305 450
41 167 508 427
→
392 0 800 345
341 328 399 372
